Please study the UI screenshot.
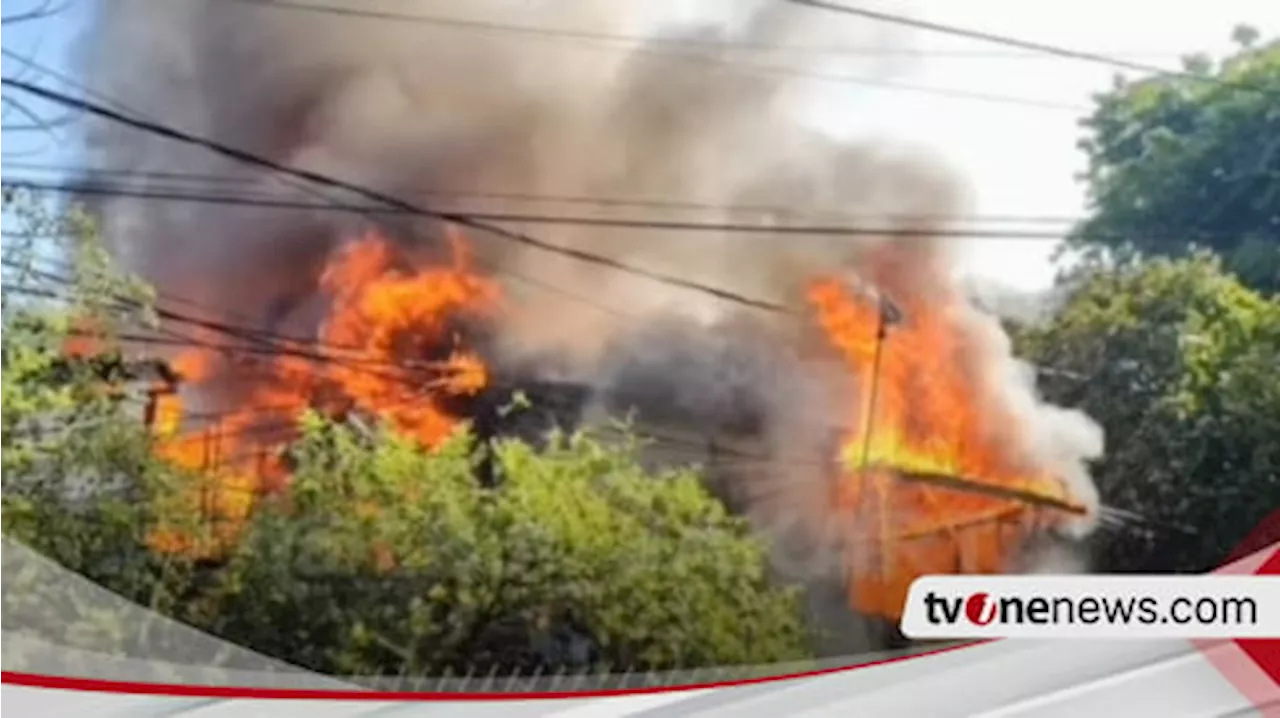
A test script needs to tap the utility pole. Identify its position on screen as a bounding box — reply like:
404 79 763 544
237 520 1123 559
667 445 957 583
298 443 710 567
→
859 293 902 608
836 285 903 623
856 295 901 472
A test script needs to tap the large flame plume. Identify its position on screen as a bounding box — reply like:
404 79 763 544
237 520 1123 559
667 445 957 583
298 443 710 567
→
77 0 1103 646
807 242 1090 619
145 229 498 554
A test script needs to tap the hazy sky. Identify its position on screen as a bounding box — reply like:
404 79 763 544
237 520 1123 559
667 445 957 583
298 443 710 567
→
806 0 1280 290
3 0 1279 291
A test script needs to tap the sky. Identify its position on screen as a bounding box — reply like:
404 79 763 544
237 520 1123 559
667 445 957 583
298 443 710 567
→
1 0 88 153
3 0 1279 292
806 0 1280 290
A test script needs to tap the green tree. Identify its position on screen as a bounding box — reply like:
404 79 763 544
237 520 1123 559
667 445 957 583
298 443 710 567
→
3 188 152 496
2 188 173 552
2 189 204 658
190 414 812 676
1017 255 1280 573
1068 29 1280 293
2 190 813 676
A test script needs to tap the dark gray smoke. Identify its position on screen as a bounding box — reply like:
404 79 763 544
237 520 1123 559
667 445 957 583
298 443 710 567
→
77 0 1103 652
75 0 956 356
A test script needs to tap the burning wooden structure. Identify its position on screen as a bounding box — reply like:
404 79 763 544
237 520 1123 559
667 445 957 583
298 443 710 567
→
470 373 1090 628
131 362 1088 635
618 413 1087 625
136 358 1085 640
108 230 1095 642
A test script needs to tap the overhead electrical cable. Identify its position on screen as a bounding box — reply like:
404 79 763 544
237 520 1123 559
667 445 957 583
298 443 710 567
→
1 161 1089 225
5 177 1263 247
1 263 487 378
229 0 1181 61
221 0 1090 112
3 78 792 315
784 0 1194 77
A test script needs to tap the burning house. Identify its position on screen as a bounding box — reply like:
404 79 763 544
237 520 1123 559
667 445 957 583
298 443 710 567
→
72 0 1104 653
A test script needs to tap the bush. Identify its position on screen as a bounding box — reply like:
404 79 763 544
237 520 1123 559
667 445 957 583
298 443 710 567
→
190 415 814 676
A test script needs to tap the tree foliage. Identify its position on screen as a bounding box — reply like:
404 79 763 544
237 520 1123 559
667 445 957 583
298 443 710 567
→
2 189 155 494
2 190 205 657
189 417 811 676
1 190 813 676
3 203 156 472
7 408 813 675
1017 255 1280 573
1069 29 1280 293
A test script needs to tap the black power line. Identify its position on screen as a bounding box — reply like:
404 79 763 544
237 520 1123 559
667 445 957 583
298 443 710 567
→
0 82 1112 379
0 62 1182 539
2 161 1089 225
1 177 1068 239
6 249 1115 526
784 0 1192 78
228 0 882 55
0 48 632 325
2 78 792 315
229 0 1181 60
8 178 1267 248
2 2 69 27
1 261 488 378
217 0 1089 112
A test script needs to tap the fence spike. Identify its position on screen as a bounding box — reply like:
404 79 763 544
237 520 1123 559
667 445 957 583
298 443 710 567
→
523 663 544 693
459 663 475 692
482 662 500 692
549 663 566 691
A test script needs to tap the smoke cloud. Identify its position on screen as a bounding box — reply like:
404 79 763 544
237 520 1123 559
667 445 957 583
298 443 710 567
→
76 0 955 354
77 0 1103 651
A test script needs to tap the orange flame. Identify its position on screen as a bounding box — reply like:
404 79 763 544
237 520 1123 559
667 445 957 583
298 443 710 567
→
148 228 499 557
808 274 1079 621
136 224 1080 620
